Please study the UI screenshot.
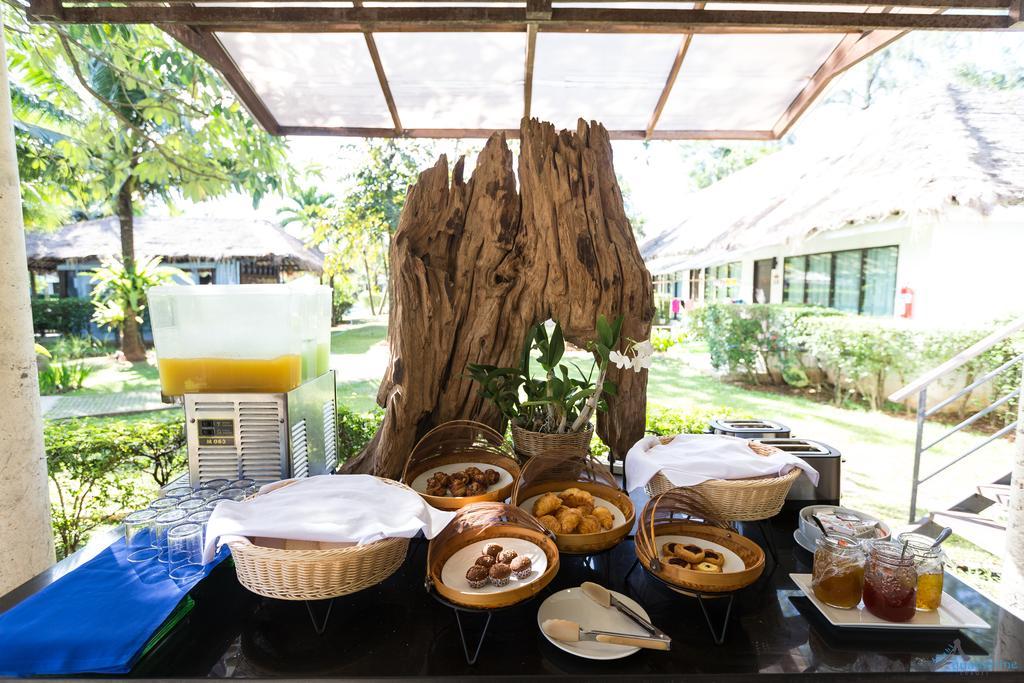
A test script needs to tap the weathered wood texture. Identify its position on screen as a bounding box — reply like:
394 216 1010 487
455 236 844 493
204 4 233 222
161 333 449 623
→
343 118 654 478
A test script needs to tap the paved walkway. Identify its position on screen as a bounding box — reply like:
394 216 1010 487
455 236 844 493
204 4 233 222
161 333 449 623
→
41 392 174 420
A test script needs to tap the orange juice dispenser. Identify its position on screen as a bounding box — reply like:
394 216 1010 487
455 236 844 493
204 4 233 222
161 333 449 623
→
148 284 338 485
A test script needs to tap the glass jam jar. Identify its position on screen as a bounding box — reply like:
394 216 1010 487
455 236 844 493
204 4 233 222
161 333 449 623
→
811 534 865 609
862 540 918 622
897 532 945 611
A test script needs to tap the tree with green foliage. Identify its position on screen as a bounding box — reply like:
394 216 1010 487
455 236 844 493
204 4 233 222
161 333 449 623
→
4 7 292 359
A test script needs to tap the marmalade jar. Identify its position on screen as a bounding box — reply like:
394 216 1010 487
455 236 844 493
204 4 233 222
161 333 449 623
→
897 532 945 611
862 540 918 622
811 534 865 609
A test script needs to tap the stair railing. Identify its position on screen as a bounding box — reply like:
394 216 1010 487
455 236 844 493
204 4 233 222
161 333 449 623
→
889 317 1024 523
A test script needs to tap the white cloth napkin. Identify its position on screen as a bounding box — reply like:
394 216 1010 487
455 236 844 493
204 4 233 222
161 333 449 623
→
202 474 456 563
624 433 820 493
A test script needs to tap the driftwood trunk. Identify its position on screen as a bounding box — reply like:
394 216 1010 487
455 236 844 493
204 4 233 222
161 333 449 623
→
343 118 654 478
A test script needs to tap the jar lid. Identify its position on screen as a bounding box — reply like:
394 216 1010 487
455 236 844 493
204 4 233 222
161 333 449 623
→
896 532 942 556
869 539 916 564
816 533 861 551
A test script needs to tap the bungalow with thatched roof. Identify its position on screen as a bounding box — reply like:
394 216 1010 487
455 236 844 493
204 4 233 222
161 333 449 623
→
25 215 324 299
641 85 1024 326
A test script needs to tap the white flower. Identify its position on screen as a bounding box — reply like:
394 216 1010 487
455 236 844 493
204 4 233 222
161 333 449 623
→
633 340 655 359
609 350 633 370
631 353 653 373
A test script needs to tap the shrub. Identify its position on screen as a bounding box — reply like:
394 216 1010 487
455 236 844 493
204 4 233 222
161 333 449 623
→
31 297 93 336
336 404 384 463
646 404 740 436
650 326 689 353
38 360 95 394
47 334 113 360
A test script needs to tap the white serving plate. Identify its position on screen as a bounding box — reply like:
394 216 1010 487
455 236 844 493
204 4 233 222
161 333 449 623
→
655 534 745 573
410 462 514 496
518 494 627 532
537 586 653 660
793 528 817 554
791 573 989 630
440 536 547 596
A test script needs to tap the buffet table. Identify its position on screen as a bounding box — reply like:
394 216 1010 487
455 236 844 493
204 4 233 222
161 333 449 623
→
2 511 1021 680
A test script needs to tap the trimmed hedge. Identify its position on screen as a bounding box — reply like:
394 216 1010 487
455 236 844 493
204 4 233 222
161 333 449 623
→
31 297 93 336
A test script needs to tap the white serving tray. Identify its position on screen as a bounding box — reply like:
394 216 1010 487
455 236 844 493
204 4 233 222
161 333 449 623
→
791 574 989 630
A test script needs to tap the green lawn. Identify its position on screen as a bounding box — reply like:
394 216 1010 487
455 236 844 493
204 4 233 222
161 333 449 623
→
331 323 388 355
65 357 162 396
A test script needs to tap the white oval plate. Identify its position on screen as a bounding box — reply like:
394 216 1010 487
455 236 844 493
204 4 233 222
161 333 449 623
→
518 493 627 532
440 536 547 596
537 586 652 660
410 462 514 496
654 534 745 573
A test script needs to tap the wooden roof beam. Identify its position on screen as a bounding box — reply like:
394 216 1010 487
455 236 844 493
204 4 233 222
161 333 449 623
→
645 2 703 140
30 6 1014 32
1011 0 1023 26
353 1 403 134
524 0 549 120
278 125 777 140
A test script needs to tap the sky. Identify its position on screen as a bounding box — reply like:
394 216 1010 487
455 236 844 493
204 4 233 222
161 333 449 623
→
163 31 1024 239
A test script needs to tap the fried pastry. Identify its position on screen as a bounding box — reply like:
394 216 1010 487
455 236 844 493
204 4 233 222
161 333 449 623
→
554 507 582 533
576 514 601 534
466 481 486 496
558 488 593 509
702 549 725 567
448 481 467 497
677 544 706 564
532 492 562 517
592 506 614 530
483 469 500 486
538 514 562 534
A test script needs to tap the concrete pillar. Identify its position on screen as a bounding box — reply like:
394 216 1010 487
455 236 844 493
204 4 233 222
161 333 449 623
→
1003 361 1024 619
0 20 55 595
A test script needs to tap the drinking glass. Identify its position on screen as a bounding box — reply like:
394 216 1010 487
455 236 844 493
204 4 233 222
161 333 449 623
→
124 509 159 563
203 478 231 491
220 487 247 502
167 523 204 580
153 509 187 563
190 488 219 502
187 509 212 529
205 497 231 511
228 478 258 496
177 498 206 514
149 497 178 513
161 486 192 500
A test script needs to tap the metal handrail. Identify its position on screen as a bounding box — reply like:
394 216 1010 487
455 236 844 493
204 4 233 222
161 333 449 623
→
890 317 1024 402
900 318 1024 523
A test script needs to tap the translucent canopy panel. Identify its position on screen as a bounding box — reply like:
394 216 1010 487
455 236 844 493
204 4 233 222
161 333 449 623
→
216 33 393 128
658 34 844 132
532 33 684 132
373 33 524 130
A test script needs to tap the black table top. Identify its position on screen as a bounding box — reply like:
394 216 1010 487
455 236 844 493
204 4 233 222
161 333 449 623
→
6 511 1012 680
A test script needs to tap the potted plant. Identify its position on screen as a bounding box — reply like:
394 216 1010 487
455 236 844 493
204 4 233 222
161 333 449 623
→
468 314 652 459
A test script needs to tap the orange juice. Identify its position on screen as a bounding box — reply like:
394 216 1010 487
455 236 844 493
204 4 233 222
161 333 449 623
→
157 355 302 395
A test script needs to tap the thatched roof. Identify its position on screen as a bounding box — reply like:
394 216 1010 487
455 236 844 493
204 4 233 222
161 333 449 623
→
25 216 324 272
641 85 1024 274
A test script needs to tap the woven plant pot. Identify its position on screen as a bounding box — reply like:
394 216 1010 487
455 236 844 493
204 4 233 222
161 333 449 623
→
643 435 803 522
511 423 593 460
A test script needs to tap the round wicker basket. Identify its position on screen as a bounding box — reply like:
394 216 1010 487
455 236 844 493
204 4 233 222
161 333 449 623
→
227 477 413 601
635 488 765 594
511 423 592 460
512 452 634 555
426 503 559 610
402 421 521 510
643 435 802 522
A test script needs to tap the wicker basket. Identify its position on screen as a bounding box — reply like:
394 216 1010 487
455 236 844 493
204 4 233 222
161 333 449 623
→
643 435 802 522
511 423 592 460
426 502 559 609
402 421 521 510
227 477 412 601
512 452 634 554
635 487 765 594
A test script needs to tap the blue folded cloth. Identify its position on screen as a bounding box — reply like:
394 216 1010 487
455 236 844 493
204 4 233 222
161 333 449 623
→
0 538 223 676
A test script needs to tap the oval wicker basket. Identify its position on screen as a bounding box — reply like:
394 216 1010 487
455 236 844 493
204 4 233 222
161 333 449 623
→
512 452 634 555
635 487 765 594
402 421 521 510
426 502 560 610
643 435 802 522
227 477 412 601
511 423 592 460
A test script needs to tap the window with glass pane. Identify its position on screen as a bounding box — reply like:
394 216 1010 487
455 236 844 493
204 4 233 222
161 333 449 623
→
727 262 742 300
806 253 832 307
862 246 898 316
832 250 862 313
784 256 806 303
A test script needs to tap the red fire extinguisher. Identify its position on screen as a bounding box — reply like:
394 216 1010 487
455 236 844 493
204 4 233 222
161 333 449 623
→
899 286 914 319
